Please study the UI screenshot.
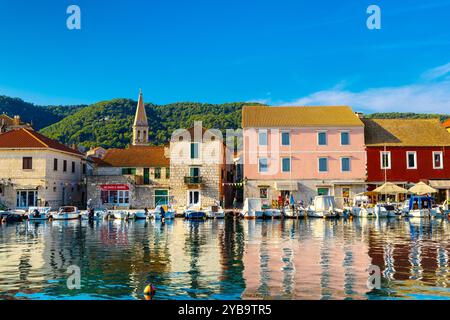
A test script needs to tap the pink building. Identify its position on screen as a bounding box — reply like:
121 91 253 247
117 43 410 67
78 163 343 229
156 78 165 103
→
242 106 366 206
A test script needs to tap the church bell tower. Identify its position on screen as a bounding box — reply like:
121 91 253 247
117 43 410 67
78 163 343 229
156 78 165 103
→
132 89 149 146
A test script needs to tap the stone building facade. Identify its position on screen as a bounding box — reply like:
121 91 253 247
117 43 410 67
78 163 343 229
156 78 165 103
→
0 128 87 209
169 123 234 212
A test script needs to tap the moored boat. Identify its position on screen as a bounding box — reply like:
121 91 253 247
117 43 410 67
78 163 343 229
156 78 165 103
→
404 196 434 218
28 207 52 221
241 198 264 219
263 208 282 219
151 205 176 220
52 206 80 220
205 205 225 219
109 210 133 220
307 196 340 218
374 203 401 218
80 208 108 221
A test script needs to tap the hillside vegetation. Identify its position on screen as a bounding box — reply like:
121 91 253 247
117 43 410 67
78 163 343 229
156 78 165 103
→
1 95 449 149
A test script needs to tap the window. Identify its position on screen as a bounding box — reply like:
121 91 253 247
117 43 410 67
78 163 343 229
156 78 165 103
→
318 157 328 172
342 187 350 198
82 163 87 175
155 189 169 206
166 167 170 179
260 187 268 199
188 190 200 206
154 167 161 179
190 143 199 159
16 190 37 208
22 157 32 170
281 131 290 146
380 151 391 169
54 158 58 171
433 151 444 169
63 160 67 172
318 132 327 146
407 151 417 169
258 130 268 146
282 157 291 172
341 157 351 172
144 168 150 184
190 167 200 177
101 190 129 205
122 168 137 175
259 158 268 173
341 132 350 145
317 188 329 196
71 161 75 173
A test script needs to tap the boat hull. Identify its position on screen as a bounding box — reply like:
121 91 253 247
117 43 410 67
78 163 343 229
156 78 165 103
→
241 210 264 219
52 213 80 220
185 211 206 219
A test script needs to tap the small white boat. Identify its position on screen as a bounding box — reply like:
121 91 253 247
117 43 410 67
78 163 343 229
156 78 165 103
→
128 209 149 220
52 206 80 220
263 208 282 219
307 196 340 218
151 205 176 220
205 205 225 219
374 204 401 218
28 207 52 221
283 205 305 218
109 210 134 220
80 209 108 221
435 200 450 218
241 198 264 219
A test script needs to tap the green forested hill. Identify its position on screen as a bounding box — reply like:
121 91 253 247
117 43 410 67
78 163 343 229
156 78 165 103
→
39 99 250 149
1 94 449 149
0 95 86 130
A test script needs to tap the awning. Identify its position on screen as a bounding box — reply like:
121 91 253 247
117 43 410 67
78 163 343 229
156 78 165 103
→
100 184 129 191
275 182 298 191
331 181 366 186
429 180 450 189
14 185 39 190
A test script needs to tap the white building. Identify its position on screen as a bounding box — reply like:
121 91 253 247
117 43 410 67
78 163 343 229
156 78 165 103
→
0 128 87 209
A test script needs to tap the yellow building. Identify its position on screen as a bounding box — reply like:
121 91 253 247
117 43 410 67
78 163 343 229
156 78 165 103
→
0 128 87 209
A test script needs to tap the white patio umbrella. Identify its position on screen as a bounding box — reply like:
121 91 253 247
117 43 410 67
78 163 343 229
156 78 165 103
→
408 182 438 195
373 182 408 195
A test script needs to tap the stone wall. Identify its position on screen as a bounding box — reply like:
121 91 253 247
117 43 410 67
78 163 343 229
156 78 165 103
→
0 149 85 209
87 174 169 209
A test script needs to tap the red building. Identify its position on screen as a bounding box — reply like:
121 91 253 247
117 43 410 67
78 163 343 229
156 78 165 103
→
363 119 450 202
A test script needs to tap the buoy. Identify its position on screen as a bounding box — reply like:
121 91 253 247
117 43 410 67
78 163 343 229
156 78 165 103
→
144 284 156 296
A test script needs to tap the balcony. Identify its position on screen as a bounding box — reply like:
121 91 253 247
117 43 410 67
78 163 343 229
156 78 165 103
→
184 176 203 185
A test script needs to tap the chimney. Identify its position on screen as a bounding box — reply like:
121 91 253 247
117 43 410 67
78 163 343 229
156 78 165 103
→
13 115 21 125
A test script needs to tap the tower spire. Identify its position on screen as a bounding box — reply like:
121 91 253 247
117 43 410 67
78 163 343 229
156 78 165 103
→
132 89 149 146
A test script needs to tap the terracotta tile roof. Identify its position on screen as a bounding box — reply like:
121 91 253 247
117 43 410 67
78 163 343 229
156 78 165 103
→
242 106 363 128
362 118 450 147
0 128 84 156
100 145 169 167
443 118 450 128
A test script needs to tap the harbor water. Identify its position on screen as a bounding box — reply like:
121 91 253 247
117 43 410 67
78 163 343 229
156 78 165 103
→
0 218 449 300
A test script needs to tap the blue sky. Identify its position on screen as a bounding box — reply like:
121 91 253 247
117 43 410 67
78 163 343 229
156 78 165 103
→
0 0 449 113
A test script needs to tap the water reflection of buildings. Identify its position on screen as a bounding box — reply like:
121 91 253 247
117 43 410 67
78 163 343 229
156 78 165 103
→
241 220 372 299
0 223 47 297
367 219 450 296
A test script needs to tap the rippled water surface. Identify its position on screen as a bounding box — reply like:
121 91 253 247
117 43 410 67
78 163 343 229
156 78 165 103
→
0 218 449 300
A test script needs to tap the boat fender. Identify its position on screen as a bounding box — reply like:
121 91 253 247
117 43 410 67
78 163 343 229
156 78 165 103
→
144 284 156 296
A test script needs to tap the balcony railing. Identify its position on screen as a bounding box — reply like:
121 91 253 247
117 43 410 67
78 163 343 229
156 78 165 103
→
184 176 203 184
